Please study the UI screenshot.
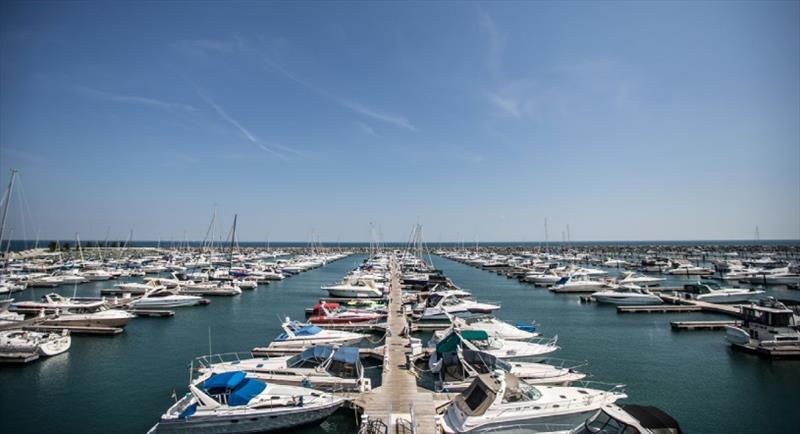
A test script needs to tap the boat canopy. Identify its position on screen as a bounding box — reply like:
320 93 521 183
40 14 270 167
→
201 371 267 406
203 371 246 394
620 404 683 434
436 330 489 354
294 325 322 336
329 347 362 379
288 346 335 367
452 373 503 417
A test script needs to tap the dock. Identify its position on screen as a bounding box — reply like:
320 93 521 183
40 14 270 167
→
24 324 124 335
352 255 440 434
671 320 741 330
618 305 702 314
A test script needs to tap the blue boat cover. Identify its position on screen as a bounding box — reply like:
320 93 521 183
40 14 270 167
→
294 325 322 336
203 371 246 394
333 347 359 364
228 378 266 406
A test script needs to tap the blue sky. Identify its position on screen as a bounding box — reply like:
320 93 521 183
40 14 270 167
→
1 1 798 242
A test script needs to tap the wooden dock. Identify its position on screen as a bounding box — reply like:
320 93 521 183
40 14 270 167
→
353 256 440 434
618 305 702 314
671 320 741 330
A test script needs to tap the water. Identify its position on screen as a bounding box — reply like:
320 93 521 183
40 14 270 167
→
2 252 799 433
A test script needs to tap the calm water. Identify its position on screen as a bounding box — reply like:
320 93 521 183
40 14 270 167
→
2 253 799 433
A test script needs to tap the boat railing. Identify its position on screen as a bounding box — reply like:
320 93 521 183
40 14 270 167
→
190 351 258 371
539 357 589 370
478 422 576 433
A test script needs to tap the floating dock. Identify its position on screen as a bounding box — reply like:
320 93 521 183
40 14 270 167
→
618 305 702 314
352 255 440 434
671 320 741 330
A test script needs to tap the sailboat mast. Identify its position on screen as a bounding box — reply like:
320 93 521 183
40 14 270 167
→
229 214 237 269
0 169 18 249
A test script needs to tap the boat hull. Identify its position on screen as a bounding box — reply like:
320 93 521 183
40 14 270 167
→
149 400 342 434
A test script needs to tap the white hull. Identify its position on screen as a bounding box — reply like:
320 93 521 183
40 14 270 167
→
324 288 382 298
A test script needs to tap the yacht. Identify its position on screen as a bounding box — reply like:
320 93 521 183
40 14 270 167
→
147 370 344 434
432 329 559 360
267 318 366 349
523 270 564 286
430 347 586 392
725 298 800 352
591 285 663 306
664 263 713 276
306 302 384 324
451 317 540 341
12 294 135 327
113 281 165 294
321 278 383 298
418 292 501 321
82 269 113 281
197 346 371 392
0 329 71 362
615 271 665 287
439 371 626 433
130 288 204 309
681 281 764 303
570 404 683 434
549 275 606 294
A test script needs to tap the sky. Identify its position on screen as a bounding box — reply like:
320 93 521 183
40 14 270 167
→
0 1 798 242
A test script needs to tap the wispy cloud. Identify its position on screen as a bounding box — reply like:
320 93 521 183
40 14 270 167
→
74 86 198 112
356 122 378 137
478 11 506 81
171 37 243 56
486 92 521 118
339 100 416 131
196 90 299 160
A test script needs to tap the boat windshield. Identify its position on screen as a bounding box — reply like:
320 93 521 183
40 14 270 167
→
573 410 639 434
504 382 542 402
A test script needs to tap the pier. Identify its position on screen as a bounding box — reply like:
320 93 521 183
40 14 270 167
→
352 255 440 434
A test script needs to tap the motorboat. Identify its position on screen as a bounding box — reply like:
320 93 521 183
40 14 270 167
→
664 263 713 276
418 292 500 321
591 285 663 306
523 270 564 286
681 281 764 304
431 329 559 360
113 281 165 294
0 329 71 363
306 302 383 324
725 298 800 351
549 275 606 294
321 278 383 298
147 370 344 433
180 281 242 296
615 271 664 287
267 318 366 349
197 346 371 392
439 371 626 433
82 269 113 281
570 404 683 434
12 294 135 327
131 288 204 309
0 299 24 325
430 347 586 392
451 317 540 341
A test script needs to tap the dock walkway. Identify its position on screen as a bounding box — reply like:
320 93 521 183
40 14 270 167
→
354 255 439 434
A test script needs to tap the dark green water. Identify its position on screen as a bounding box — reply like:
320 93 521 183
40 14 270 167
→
2 253 798 433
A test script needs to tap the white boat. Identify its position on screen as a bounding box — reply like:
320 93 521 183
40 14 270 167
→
569 404 683 434
113 281 165 294
82 269 113 281
615 271 664 287
431 347 586 392
591 286 663 306
550 275 606 293
197 346 371 392
452 317 540 341
265 318 366 350
664 263 714 276
131 288 204 309
439 371 626 433
431 329 559 360
147 370 344 434
419 292 500 321
0 329 71 362
321 278 383 298
725 298 800 350
682 281 764 303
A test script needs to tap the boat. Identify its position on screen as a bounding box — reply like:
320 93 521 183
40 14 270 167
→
431 329 559 360
681 281 764 303
549 275 606 294
591 285 663 306
615 271 665 287
12 293 135 327
724 298 800 354
664 263 714 276
267 318 366 349
321 277 383 298
430 346 586 392
451 317 540 341
82 269 113 281
306 302 383 324
439 371 626 433
0 329 71 363
569 404 683 434
130 288 204 309
418 292 501 321
197 346 371 392
147 370 344 433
